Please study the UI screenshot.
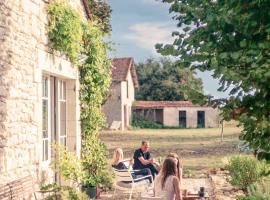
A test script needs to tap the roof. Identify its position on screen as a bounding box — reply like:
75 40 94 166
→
111 57 139 88
133 101 205 108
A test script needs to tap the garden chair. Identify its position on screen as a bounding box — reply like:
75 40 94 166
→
113 168 153 200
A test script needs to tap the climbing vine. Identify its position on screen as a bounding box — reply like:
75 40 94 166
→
48 1 82 63
47 0 112 187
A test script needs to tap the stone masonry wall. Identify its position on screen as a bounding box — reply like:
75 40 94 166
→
0 0 85 192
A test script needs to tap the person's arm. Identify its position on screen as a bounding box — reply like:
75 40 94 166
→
138 156 153 165
173 177 182 200
179 168 183 186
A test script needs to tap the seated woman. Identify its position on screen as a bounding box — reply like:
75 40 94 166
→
111 148 133 170
167 153 183 186
112 148 153 183
154 157 182 200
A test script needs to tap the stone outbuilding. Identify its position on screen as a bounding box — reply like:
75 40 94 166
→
103 57 139 130
133 101 220 128
0 0 91 196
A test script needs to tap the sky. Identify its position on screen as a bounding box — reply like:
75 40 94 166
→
107 0 229 98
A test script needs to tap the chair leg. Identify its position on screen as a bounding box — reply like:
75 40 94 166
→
129 186 134 200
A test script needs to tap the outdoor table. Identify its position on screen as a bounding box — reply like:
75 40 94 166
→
183 193 210 200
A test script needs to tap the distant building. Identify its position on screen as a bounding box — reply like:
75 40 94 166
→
133 101 220 128
103 58 139 130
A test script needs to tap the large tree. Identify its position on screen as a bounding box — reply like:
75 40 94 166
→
136 58 204 101
88 0 112 34
157 0 270 155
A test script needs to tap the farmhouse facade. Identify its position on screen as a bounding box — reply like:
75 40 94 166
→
0 0 90 196
103 57 139 130
133 101 220 128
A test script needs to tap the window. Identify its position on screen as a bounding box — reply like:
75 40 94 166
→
126 80 129 98
58 80 67 146
42 77 49 161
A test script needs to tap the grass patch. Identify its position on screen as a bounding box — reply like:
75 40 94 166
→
100 127 243 175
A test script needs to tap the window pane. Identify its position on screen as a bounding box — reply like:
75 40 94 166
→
43 139 48 161
60 137 66 146
42 78 48 97
42 100 48 135
60 101 66 136
63 81 66 100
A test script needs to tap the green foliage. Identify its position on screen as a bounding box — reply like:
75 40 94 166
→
132 113 163 129
236 196 261 200
227 155 270 190
50 144 83 185
87 0 112 34
48 0 82 63
247 177 270 200
81 135 112 187
136 58 204 101
47 0 112 189
80 22 111 137
159 0 270 155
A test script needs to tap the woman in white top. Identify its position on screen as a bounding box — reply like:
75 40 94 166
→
154 157 182 200
167 153 183 186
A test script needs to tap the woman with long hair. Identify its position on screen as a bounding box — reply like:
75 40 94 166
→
154 157 182 200
167 153 183 186
111 148 133 170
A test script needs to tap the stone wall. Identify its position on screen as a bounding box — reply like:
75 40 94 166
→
102 82 122 128
0 0 85 194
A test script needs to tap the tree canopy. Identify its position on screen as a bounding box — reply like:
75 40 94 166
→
136 58 204 101
157 0 270 155
88 0 112 34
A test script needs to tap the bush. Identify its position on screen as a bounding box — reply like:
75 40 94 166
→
132 113 163 129
227 155 270 190
248 177 270 200
236 196 262 200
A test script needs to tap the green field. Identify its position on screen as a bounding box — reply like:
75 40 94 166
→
100 127 243 175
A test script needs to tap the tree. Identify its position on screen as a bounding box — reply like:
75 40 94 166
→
87 0 112 34
136 58 204 101
157 0 270 155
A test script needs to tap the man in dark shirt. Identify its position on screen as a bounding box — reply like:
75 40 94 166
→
133 140 159 179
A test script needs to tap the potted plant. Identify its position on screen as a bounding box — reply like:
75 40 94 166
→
81 135 113 198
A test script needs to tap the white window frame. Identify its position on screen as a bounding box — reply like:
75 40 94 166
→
57 80 67 147
42 76 51 164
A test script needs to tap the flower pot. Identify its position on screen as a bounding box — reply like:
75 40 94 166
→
82 185 96 198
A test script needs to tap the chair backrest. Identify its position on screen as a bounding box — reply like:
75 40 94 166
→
113 168 134 183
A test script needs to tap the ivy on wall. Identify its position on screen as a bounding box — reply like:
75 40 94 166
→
47 0 112 187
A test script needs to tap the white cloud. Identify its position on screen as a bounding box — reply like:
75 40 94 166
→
124 22 175 53
141 0 161 5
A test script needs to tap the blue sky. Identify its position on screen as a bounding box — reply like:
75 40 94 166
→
107 0 229 98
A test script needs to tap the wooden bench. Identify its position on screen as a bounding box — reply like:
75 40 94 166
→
0 175 36 200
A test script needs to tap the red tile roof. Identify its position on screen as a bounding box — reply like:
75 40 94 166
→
112 57 139 88
134 101 204 108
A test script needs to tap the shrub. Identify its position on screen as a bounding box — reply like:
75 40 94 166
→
248 177 270 200
227 155 270 190
236 196 262 200
132 113 163 129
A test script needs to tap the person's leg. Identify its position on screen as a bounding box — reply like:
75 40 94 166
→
146 164 158 179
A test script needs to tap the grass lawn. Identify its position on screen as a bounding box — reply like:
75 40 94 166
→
100 127 243 175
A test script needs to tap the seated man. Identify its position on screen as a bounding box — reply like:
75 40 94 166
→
133 140 159 179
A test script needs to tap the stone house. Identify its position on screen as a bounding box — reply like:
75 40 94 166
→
103 57 139 130
133 101 220 128
0 0 91 196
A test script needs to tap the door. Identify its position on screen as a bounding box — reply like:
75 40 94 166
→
197 111 205 128
179 111 187 128
42 76 67 183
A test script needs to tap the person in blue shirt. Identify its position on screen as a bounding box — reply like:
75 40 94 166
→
133 140 159 179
